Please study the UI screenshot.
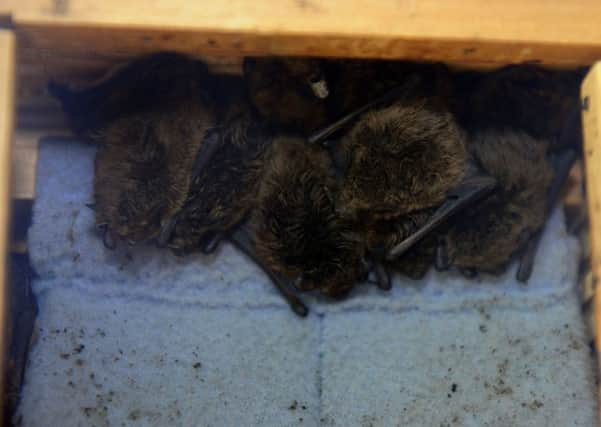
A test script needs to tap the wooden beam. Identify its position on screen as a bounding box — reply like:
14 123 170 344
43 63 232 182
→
12 131 41 200
581 62 601 417
5 0 601 66
14 49 244 116
0 30 16 425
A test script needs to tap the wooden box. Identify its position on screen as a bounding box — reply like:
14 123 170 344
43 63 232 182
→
1 1 601 424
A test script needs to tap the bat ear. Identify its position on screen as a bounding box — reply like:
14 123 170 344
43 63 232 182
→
372 262 391 291
242 57 257 76
47 80 72 102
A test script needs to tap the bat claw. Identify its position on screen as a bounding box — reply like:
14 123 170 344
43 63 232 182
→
373 262 392 291
157 217 178 248
516 235 539 283
435 238 450 271
290 299 309 317
361 255 391 291
101 227 117 250
200 232 224 254
516 263 533 283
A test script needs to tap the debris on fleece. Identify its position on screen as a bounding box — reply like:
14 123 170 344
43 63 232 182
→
16 139 597 426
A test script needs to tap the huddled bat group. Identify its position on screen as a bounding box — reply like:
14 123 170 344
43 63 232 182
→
51 52 584 316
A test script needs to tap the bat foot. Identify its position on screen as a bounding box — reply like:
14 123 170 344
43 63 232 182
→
157 217 178 248
516 264 532 283
373 262 392 291
516 235 540 283
99 226 117 250
435 238 450 271
289 297 310 317
309 77 329 99
229 224 309 318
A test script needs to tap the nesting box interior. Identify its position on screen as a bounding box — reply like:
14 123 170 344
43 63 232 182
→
2 2 601 426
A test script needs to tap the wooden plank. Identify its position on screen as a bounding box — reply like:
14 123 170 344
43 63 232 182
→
14 49 244 115
10 1 600 122
11 1 601 124
581 62 601 417
12 129 79 201
0 30 16 425
5 0 601 66
12 131 41 200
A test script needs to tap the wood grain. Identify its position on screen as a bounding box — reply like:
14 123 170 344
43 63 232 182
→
6 0 601 66
2 0 598 415
0 30 16 424
581 63 601 411
12 131 42 200
14 48 244 115
9 0 601 122
7 0 600 116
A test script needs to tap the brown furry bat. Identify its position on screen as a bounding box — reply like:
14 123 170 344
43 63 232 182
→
252 136 368 299
440 129 553 276
243 57 330 133
49 53 217 247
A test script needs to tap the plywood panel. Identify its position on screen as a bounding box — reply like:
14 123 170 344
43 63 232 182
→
12 132 41 200
6 0 599 115
5 0 601 66
9 0 601 122
0 30 16 423
581 62 601 418
14 48 244 114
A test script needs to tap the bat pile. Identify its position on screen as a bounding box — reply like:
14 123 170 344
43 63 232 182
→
50 53 585 316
